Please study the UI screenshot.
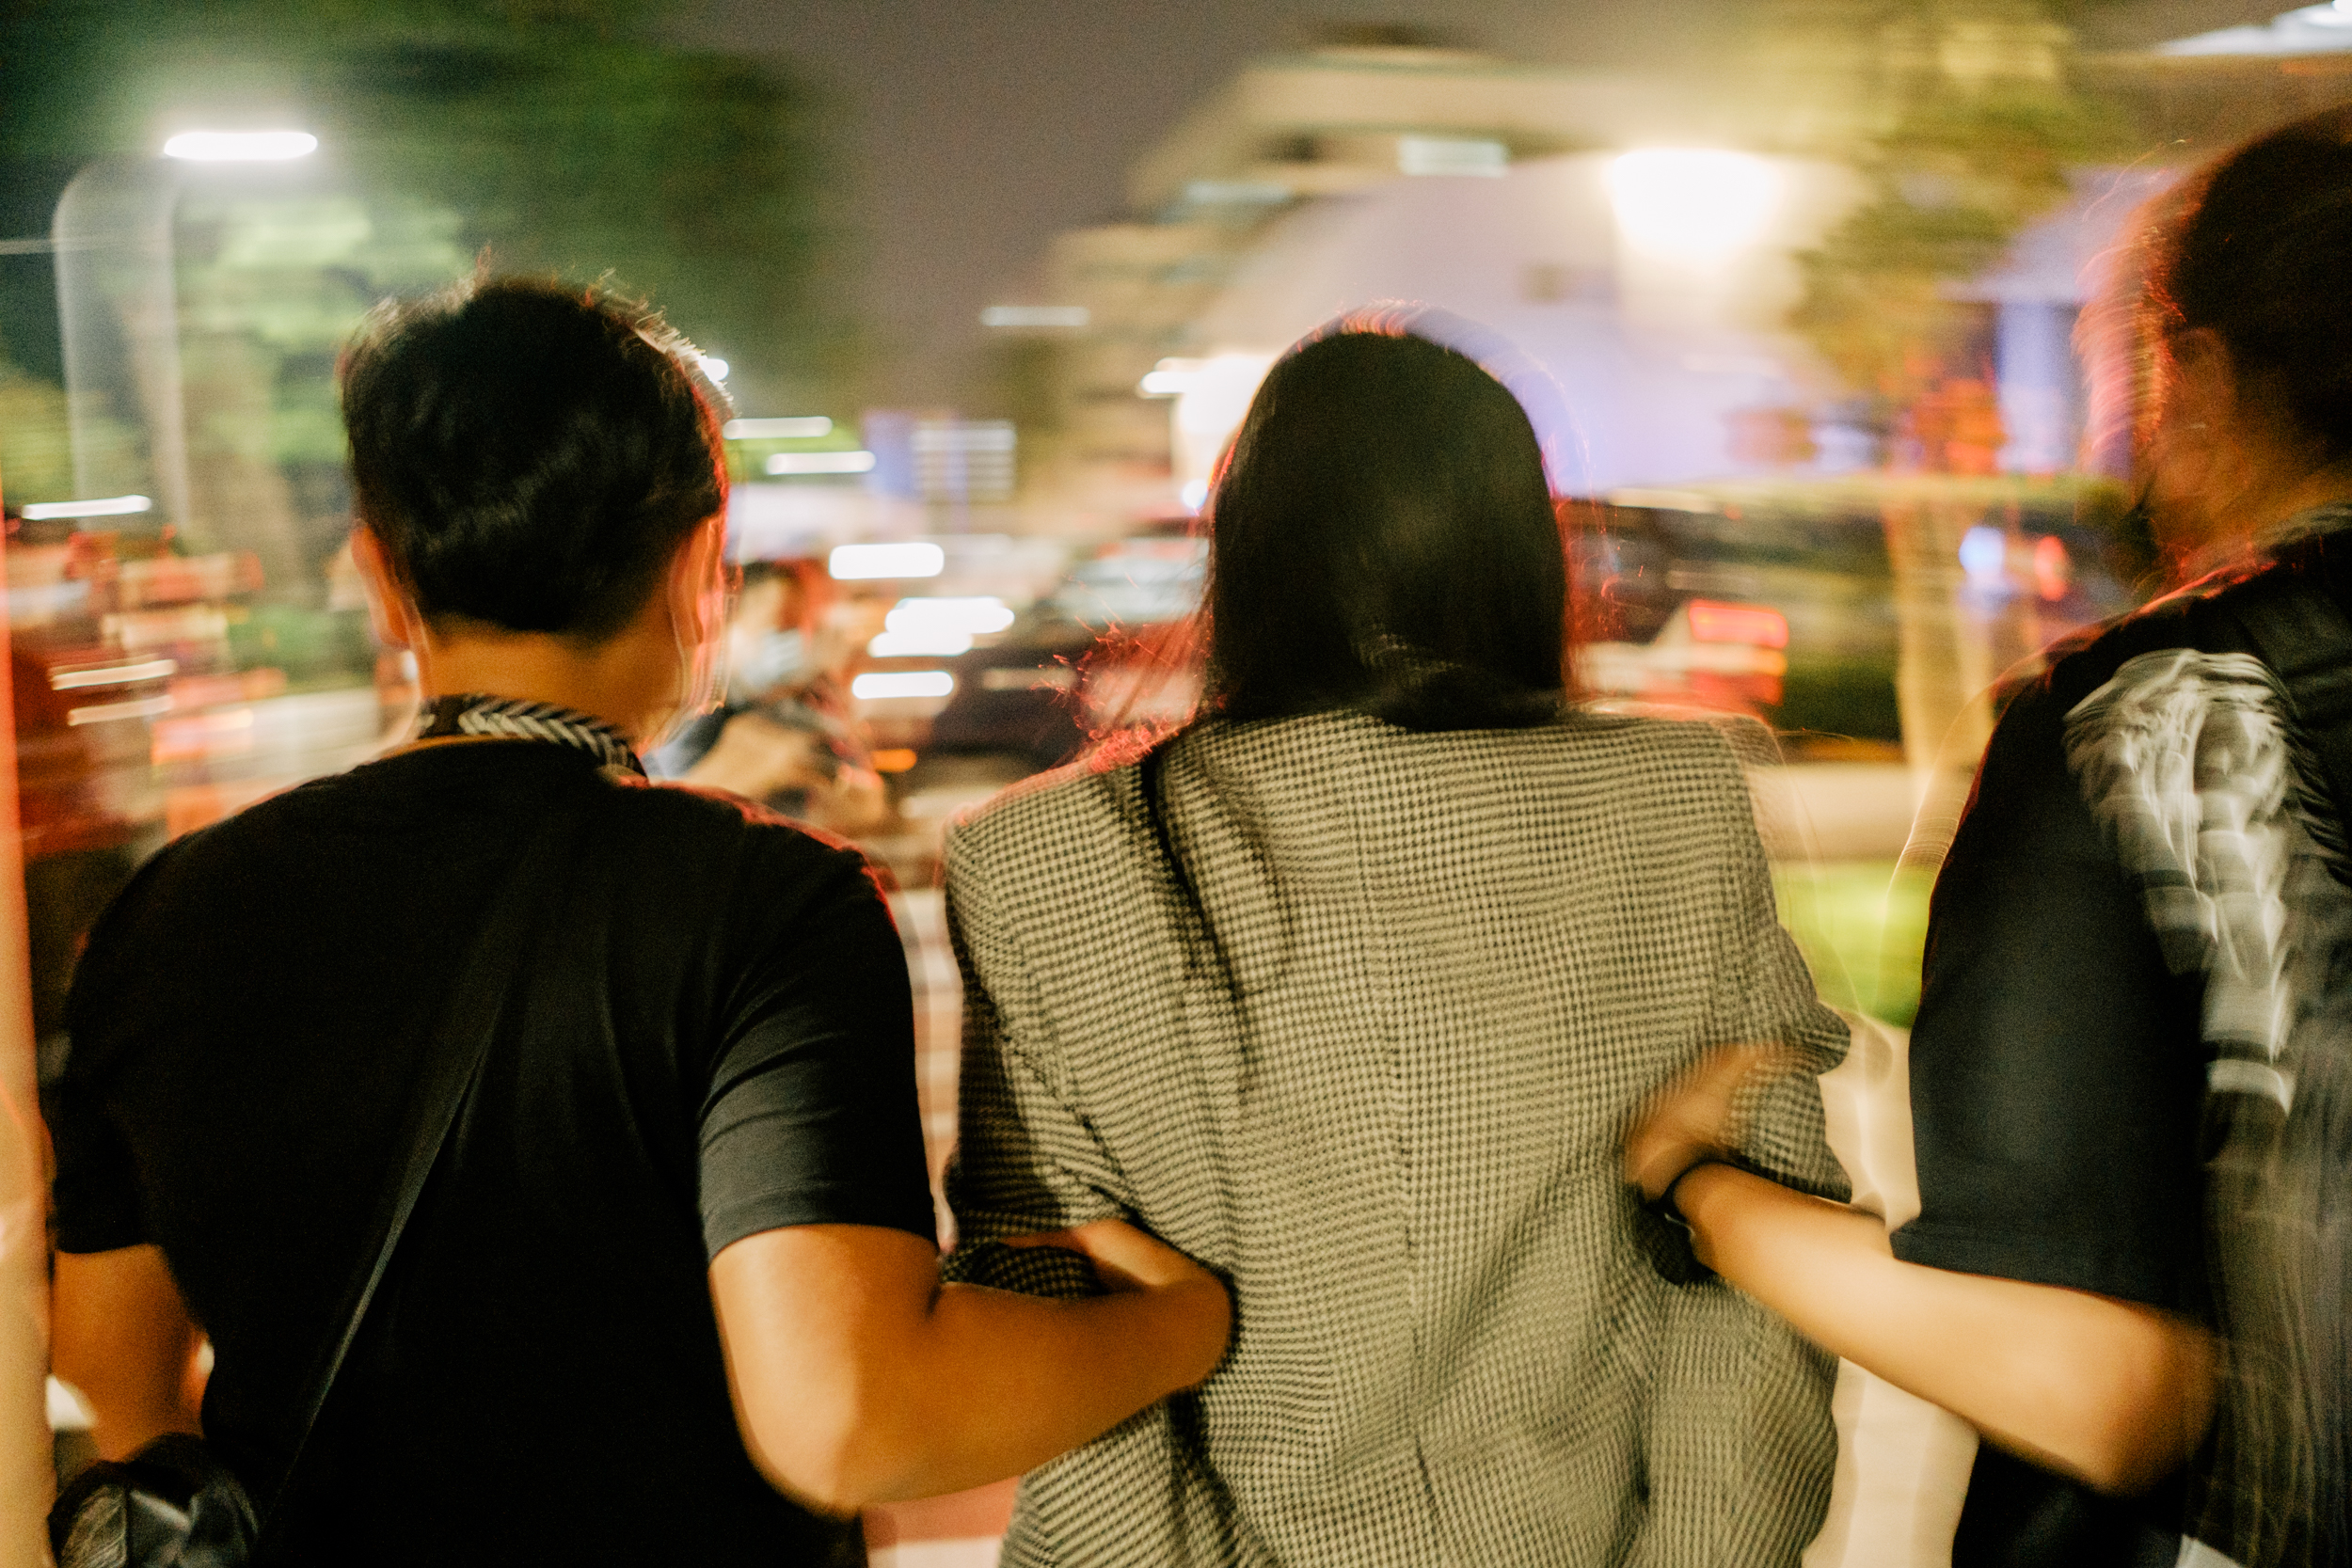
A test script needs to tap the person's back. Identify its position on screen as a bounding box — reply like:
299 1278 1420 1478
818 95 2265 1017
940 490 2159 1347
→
941 319 1850 1565
44 277 1232 1563
55 743 911 1559
947 710 1846 1563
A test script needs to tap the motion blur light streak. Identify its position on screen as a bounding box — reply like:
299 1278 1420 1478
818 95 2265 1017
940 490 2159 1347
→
885 596 1014 636
49 659 176 690
66 695 173 726
1138 359 1201 398
852 671 955 700
867 629 975 657
1685 600 1788 648
160 131 318 162
829 542 946 580
1398 136 1507 178
21 495 151 520
765 451 876 475
723 417 833 439
1607 150 1782 262
980 305 1089 328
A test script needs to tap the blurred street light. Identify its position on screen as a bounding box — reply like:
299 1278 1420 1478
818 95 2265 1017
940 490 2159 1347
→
980 305 1089 328
160 130 318 162
723 417 832 439
829 542 946 580
1607 150 1782 263
54 129 319 534
764 451 875 476
20 495 152 520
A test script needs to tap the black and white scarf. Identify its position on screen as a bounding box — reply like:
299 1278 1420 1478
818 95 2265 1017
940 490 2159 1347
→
416 693 644 778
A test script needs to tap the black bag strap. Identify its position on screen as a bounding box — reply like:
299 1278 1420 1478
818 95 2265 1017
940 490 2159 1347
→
258 780 608 1532
2229 559 2352 834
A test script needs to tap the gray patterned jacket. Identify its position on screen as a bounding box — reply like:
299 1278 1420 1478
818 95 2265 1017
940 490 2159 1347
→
942 709 1849 1566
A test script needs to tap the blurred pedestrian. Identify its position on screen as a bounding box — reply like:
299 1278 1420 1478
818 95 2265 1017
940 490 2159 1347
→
653 557 889 834
943 318 1850 1564
42 277 1229 1563
1626 108 2352 1568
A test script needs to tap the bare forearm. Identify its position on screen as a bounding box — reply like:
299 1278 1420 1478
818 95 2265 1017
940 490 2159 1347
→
1676 1164 2215 1494
861 1278 1226 1500
712 1226 1229 1513
53 1246 205 1459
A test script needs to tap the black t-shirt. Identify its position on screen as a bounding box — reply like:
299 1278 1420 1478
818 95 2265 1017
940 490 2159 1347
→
46 740 935 1563
1894 530 2352 1565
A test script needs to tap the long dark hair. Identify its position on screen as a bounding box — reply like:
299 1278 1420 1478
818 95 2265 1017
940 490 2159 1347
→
1198 319 1572 732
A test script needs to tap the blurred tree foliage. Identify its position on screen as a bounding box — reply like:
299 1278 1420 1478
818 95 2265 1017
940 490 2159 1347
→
1775 0 2137 433
0 0 853 420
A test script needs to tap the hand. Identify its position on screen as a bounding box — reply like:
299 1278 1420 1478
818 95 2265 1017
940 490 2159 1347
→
1623 1041 1787 1202
1005 1218 1216 1294
685 712 831 800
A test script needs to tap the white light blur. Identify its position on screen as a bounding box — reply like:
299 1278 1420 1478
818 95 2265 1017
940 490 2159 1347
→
50 658 176 691
698 356 730 383
1607 150 1782 262
162 131 318 162
852 671 955 700
22 495 152 520
980 305 1089 328
1398 135 1508 178
886 595 1014 636
1959 526 2008 588
1179 479 1209 512
829 542 946 580
868 629 975 657
67 694 173 726
766 451 875 476
1138 357 1201 398
723 416 833 439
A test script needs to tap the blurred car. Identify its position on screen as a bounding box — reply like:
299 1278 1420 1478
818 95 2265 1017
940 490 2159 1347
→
1573 477 2138 752
915 530 1204 773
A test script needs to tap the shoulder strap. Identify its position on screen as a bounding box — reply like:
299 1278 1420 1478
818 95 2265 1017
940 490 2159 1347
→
260 780 609 1529
2228 560 2352 832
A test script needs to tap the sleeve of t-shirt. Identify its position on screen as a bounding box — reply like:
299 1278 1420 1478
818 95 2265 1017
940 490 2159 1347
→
47 847 178 1256
694 837 936 1259
45 1064 146 1255
1889 674 2208 1310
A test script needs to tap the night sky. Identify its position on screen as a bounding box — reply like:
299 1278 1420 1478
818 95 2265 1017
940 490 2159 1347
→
665 0 1736 408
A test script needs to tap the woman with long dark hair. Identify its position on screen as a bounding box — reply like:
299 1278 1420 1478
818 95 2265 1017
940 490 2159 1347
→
1626 109 2352 1567
939 315 1851 1563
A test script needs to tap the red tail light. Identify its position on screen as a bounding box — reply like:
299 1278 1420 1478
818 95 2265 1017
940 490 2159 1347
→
1686 599 1788 648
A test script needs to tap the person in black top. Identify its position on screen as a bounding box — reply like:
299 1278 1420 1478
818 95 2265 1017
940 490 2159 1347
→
43 278 1230 1562
1622 108 2352 1568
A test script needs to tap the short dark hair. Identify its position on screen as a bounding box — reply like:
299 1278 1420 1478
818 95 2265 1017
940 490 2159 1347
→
340 277 727 641
1200 325 1569 730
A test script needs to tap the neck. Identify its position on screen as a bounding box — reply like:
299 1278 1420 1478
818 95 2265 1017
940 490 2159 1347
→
413 619 677 747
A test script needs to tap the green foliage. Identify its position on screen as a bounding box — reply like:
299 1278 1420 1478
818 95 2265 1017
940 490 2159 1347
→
0 0 850 409
1785 1 2137 404
0 361 76 504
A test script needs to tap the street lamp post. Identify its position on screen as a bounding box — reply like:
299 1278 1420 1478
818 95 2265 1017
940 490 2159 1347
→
49 130 318 538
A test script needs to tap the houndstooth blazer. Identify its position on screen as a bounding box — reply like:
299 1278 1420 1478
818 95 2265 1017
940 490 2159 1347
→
941 708 1850 1566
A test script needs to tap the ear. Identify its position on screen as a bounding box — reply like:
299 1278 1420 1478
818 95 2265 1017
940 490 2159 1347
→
2164 326 2235 433
668 514 730 644
349 525 419 650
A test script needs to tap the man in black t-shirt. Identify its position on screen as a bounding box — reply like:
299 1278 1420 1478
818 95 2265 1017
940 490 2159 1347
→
44 279 1229 1561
